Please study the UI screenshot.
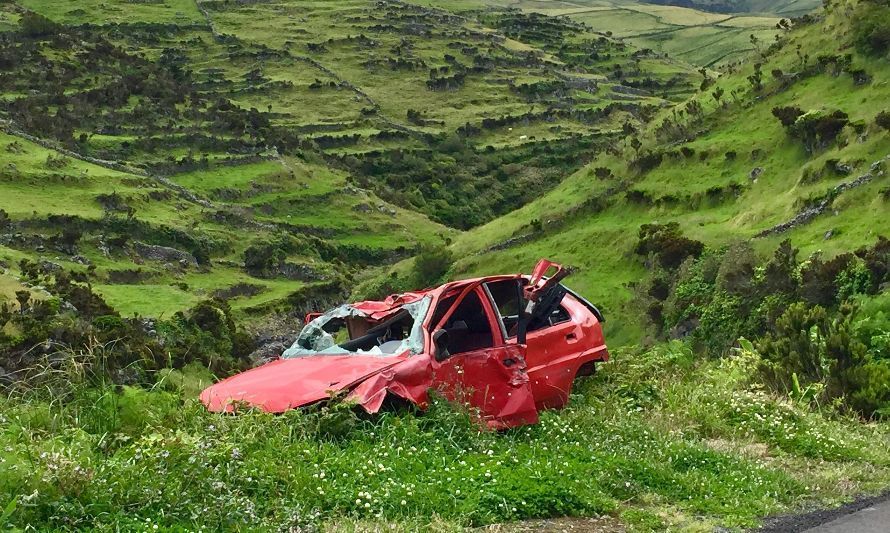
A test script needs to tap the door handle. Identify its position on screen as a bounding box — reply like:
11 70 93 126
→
565 333 576 341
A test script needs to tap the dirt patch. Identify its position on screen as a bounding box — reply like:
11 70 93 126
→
213 282 264 300
106 268 156 284
706 438 771 459
481 516 625 533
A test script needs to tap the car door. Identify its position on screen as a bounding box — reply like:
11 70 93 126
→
429 283 538 429
485 274 582 410
524 300 581 409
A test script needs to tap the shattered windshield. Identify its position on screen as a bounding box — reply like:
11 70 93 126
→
281 296 431 358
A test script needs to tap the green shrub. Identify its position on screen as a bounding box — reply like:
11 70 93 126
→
758 302 890 417
19 11 61 37
634 222 704 269
413 242 454 287
784 109 850 153
876 110 890 131
852 0 890 56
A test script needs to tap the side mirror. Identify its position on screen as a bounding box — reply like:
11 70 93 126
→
432 329 450 362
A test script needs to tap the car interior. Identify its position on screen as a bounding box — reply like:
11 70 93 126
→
431 288 494 356
327 310 414 354
485 279 572 337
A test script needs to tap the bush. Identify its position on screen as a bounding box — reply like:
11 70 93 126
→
19 11 61 37
413 242 454 287
634 222 704 269
758 302 890 417
876 111 890 131
772 106 804 127
852 1 890 56
778 109 850 153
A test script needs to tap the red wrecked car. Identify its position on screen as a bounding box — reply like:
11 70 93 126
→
200 259 608 429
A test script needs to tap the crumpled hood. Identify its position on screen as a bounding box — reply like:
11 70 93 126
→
200 355 406 413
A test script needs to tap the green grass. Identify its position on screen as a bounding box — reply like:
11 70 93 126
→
17 0 204 25
370 0 890 348
94 283 201 318
2 341 887 530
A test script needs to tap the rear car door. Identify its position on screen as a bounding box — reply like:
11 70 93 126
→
429 284 538 429
485 277 583 410
524 298 581 409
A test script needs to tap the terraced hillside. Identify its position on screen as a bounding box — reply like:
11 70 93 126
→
461 0 820 66
420 0 890 346
0 0 697 318
1 1 890 531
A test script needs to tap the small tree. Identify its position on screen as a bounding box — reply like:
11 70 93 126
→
712 86 724 107
15 290 30 314
772 106 804 127
747 63 763 92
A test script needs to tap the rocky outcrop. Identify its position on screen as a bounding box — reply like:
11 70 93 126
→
133 241 197 266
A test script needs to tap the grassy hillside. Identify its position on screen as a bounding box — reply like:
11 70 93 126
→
0 0 698 321
435 0 890 347
2 0 890 531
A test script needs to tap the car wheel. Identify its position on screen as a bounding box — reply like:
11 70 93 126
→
574 361 597 381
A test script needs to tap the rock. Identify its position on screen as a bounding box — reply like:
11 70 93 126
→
824 229 834 240
38 259 62 272
670 318 699 339
248 338 290 367
835 162 853 175
749 167 765 180
133 241 197 266
277 262 326 282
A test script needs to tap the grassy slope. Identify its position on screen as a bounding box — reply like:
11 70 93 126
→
0 128 451 317
437 2 890 346
3 340 889 531
1 0 699 318
1 2 889 531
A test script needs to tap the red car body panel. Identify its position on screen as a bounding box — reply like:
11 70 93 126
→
199 355 407 413
200 259 608 428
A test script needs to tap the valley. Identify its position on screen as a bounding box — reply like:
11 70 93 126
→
2 0 890 531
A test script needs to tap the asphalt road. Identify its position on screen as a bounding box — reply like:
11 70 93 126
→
758 491 890 532
805 500 890 533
